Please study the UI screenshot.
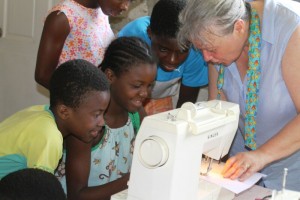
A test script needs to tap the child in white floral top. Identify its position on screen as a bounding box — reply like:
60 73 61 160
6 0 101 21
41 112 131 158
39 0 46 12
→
35 0 131 89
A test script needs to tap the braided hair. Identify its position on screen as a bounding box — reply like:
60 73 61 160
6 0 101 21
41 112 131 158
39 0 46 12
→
100 36 156 77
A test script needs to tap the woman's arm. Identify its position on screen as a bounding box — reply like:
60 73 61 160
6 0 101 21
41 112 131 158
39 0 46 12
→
222 26 300 181
65 135 129 200
35 11 70 89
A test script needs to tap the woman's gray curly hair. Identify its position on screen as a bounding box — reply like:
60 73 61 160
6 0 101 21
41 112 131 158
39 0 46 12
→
177 0 250 48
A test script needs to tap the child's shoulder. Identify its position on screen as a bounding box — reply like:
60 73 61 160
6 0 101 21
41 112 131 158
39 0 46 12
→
0 105 61 147
126 16 150 27
47 0 87 18
1 105 52 124
16 105 58 134
118 16 150 38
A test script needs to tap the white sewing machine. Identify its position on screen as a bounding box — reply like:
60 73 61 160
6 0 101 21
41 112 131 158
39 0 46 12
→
111 100 240 200
270 168 300 200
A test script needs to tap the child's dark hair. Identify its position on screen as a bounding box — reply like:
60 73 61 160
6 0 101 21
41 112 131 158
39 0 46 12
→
50 59 109 108
150 0 186 38
100 36 156 77
0 168 66 200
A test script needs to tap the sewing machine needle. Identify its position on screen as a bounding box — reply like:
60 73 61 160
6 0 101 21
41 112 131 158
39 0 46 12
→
207 158 213 173
201 157 213 176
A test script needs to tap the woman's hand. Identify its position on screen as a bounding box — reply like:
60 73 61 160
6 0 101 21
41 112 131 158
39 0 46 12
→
221 150 266 181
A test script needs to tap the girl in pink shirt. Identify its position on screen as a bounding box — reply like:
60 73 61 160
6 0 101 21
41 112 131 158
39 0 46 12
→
35 0 131 89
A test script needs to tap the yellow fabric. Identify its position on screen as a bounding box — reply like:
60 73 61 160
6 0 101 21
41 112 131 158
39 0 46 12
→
0 105 63 178
143 97 173 115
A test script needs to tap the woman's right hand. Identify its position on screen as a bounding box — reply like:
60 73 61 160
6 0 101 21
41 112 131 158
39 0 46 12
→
221 150 266 181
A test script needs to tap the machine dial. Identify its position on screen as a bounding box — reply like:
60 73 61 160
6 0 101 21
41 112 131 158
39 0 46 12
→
138 136 169 168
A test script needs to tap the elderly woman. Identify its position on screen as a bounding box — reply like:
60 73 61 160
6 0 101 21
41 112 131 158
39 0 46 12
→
178 0 300 190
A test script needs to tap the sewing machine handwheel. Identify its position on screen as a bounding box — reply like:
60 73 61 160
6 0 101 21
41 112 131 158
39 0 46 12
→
138 136 169 168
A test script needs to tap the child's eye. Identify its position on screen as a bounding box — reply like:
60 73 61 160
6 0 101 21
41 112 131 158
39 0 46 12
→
94 112 101 118
159 47 167 52
131 84 141 89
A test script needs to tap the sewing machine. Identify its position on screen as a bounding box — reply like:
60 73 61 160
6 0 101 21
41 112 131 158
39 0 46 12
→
111 100 240 200
270 168 300 200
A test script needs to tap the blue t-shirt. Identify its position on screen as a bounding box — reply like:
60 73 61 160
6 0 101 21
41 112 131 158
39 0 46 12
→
118 16 208 99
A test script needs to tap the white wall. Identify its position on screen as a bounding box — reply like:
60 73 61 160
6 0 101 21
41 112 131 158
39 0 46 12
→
0 0 53 121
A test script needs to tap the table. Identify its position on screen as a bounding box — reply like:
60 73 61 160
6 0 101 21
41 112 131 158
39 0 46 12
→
111 185 272 200
234 185 271 200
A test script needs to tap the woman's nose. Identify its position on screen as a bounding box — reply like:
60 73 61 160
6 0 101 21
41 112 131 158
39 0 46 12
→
202 50 213 62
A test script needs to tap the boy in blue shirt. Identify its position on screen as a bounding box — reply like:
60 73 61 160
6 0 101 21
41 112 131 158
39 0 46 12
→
118 0 208 115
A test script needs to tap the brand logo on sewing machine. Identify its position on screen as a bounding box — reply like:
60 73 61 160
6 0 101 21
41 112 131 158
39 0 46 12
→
207 132 218 139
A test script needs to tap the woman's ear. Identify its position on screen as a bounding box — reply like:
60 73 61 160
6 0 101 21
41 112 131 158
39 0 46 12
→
233 19 247 35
